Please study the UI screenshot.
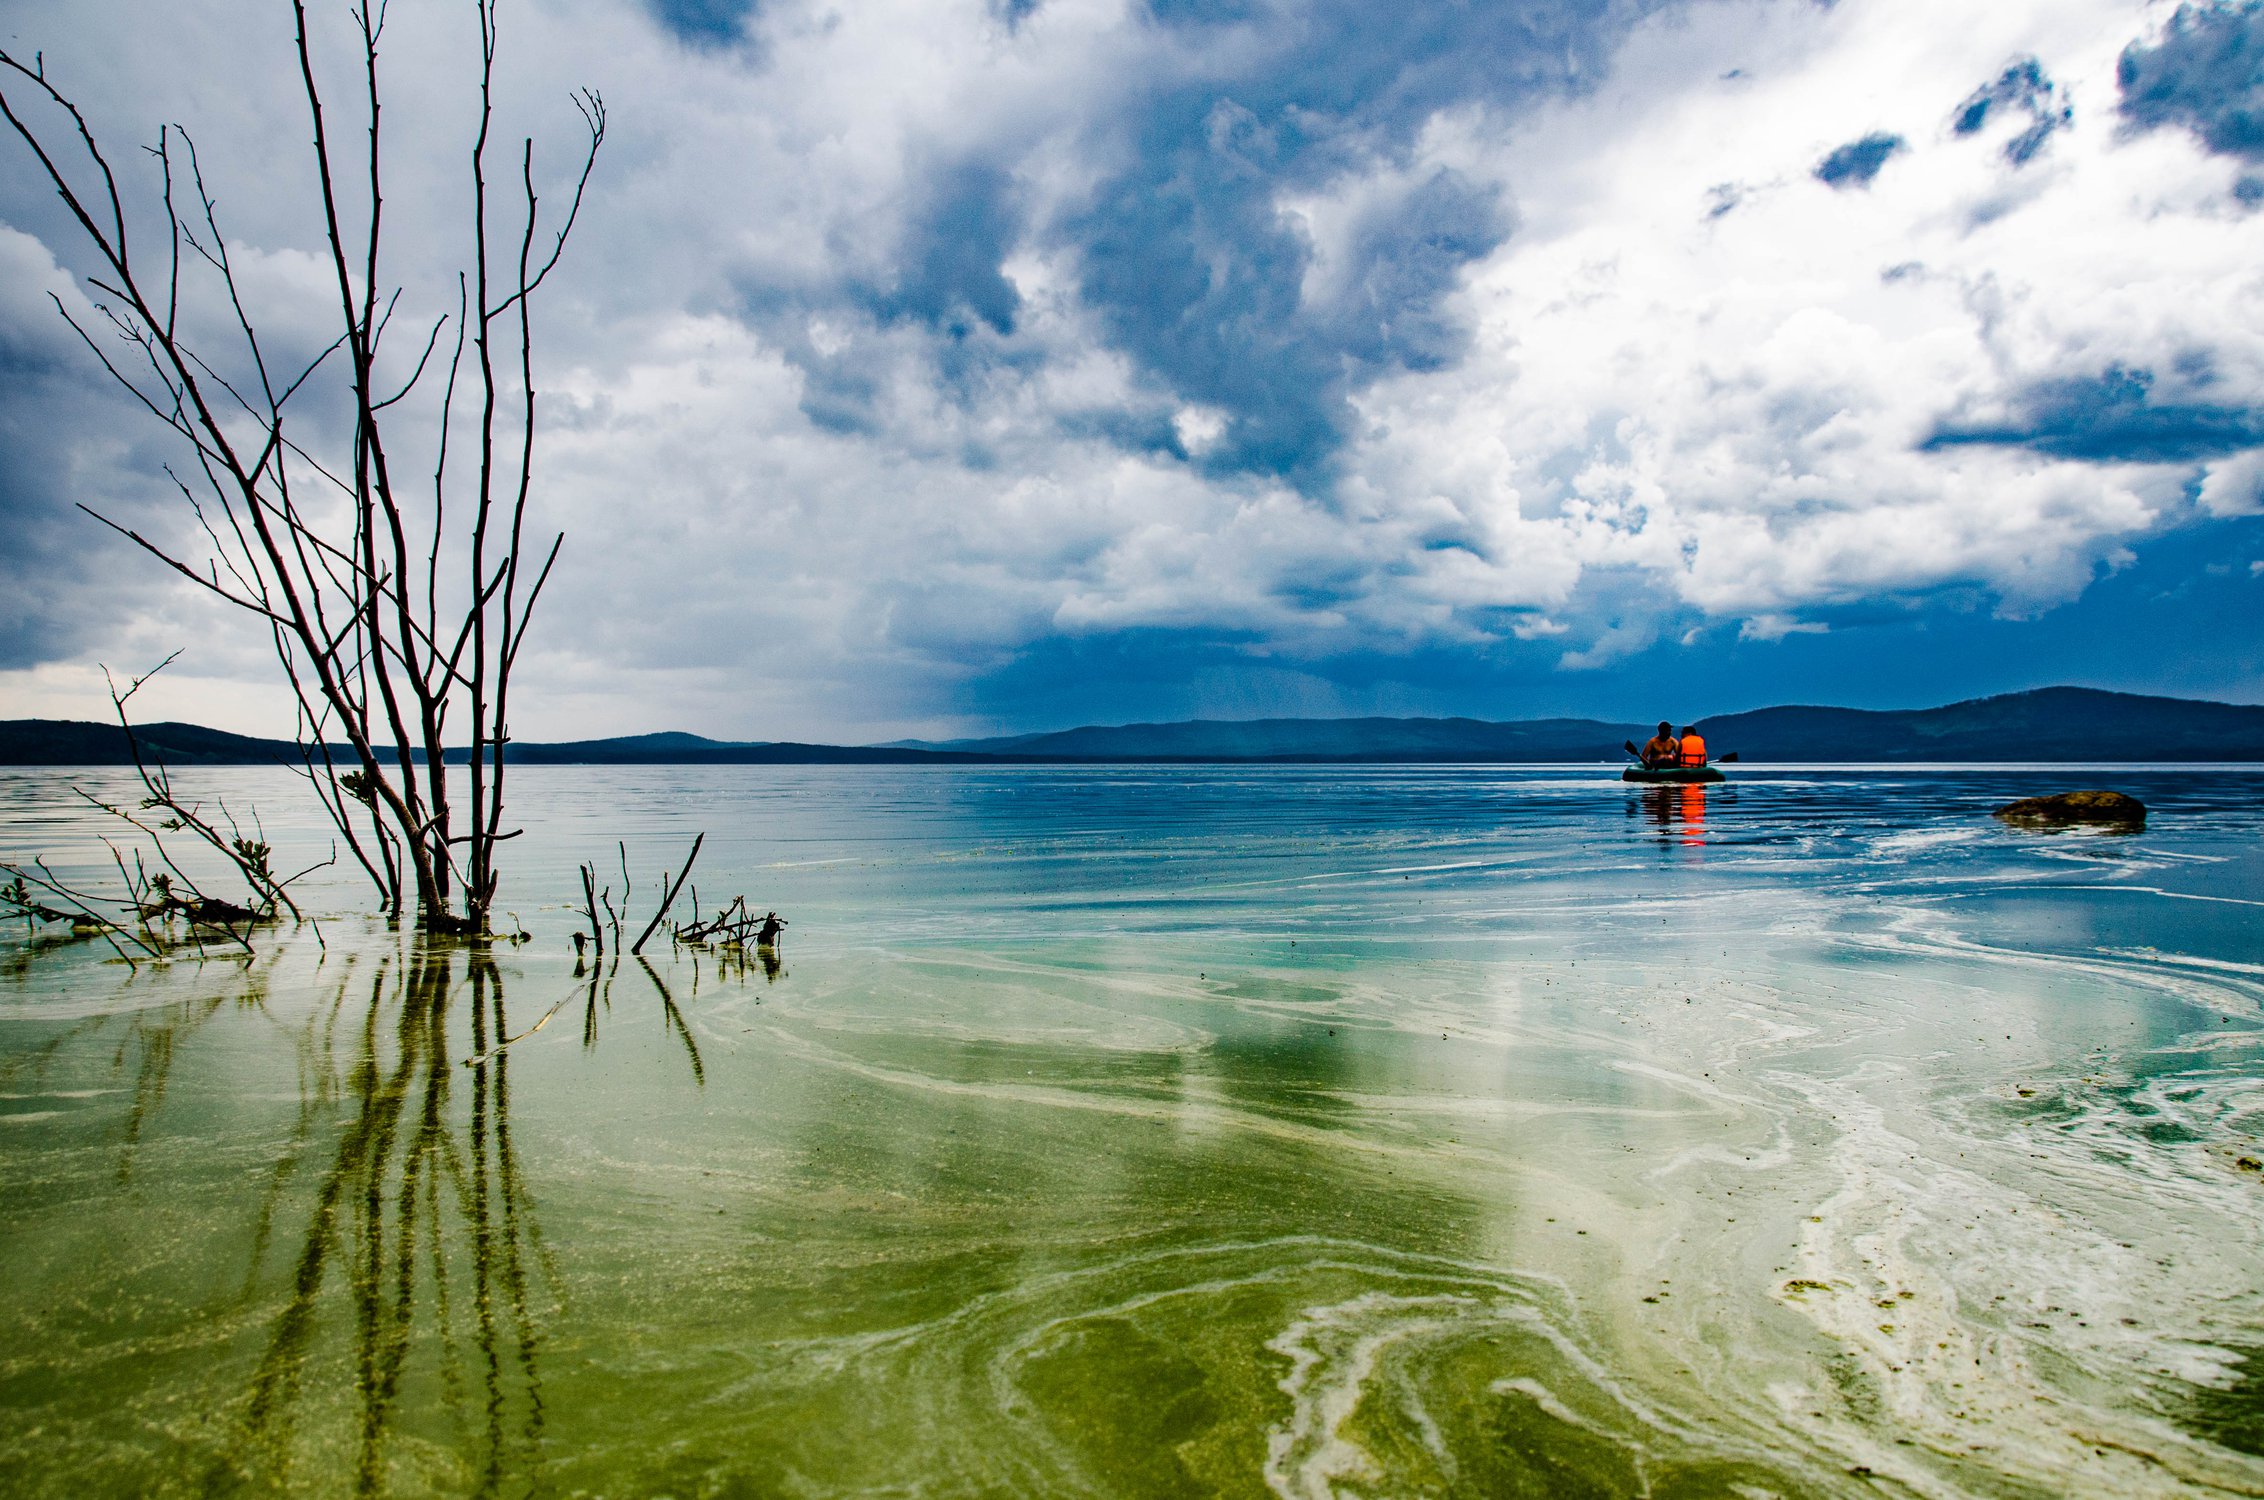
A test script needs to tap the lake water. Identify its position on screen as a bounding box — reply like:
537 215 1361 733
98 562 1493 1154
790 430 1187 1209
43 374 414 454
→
1 764 2261 1497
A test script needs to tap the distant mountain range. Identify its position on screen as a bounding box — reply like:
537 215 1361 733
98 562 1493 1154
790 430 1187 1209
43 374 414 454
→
885 715 1642 761
1694 686 2264 762
0 720 988 767
3 686 2259 766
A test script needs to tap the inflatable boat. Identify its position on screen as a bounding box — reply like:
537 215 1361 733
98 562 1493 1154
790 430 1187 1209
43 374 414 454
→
1622 765 1725 784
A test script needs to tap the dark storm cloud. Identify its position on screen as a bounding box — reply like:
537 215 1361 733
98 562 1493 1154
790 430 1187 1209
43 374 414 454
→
768 166 1037 431
2117 1 2264 161
1952 57 2071 165
866 163 1022 337
645 0 759 46
1307 167 1507 374
1058 407 1186 461
1145 0 1264 28
1070 100 1345 483
1813 131 1904 188
1048 0 1656 485
1925 365 2264 463
741 0 1648 484
0 384 98 667
934 627 1426 732
0 288 182 669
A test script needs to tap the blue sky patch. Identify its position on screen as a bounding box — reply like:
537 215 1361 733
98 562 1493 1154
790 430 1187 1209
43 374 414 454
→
1814 131 1904 187
1953 57 2072 165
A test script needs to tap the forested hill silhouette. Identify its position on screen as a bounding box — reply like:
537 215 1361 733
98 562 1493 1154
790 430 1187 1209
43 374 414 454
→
0 721 987 766
3 687 2259 765
896 715 1642 761
1691 686 2264 762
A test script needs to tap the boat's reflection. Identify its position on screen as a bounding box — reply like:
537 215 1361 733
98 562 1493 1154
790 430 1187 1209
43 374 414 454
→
1633 783 1713 847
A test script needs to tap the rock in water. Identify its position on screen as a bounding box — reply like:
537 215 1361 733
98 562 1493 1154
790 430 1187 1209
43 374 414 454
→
1992 789 2147 828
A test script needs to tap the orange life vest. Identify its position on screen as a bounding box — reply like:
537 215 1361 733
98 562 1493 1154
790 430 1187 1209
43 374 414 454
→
1676 732 1708 766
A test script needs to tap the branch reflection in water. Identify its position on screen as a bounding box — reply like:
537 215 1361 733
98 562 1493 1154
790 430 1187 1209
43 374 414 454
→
125 941 709 1497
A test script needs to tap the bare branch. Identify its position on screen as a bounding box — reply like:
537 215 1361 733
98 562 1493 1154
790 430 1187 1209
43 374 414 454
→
6 4 604 936
630 834 702 956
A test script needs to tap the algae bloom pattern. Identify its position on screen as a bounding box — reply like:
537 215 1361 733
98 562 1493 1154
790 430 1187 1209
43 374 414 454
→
1 762 2261 1497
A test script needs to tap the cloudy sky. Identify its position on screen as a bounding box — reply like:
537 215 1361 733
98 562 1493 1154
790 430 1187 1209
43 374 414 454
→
3 0 2262 742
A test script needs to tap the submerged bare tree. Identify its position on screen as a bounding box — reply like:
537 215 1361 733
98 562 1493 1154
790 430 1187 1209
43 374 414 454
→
0 1 604 933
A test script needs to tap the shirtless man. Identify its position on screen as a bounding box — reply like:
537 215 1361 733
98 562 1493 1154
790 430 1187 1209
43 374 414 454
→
1639 721 1680 769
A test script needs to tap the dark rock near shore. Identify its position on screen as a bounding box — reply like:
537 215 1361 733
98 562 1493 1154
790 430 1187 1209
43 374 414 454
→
1992 789 2147 828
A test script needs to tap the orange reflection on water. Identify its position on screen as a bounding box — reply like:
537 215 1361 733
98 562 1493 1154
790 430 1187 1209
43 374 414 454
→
1637 783 1709 849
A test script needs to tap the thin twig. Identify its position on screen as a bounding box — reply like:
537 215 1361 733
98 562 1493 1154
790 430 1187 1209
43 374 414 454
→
630 833 702 955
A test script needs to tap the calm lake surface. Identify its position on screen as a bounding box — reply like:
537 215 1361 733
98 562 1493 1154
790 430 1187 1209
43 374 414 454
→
2 763 2261 1497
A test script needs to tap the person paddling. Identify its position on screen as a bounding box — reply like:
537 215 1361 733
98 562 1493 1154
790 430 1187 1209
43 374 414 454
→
1676 724 1708 767
1639 721 1680 769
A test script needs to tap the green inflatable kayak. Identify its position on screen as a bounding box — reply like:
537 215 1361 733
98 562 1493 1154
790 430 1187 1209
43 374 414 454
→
1622 765 1725 784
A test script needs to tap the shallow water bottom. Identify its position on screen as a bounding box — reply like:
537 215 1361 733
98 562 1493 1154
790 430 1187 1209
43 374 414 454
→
2 765 2262 1497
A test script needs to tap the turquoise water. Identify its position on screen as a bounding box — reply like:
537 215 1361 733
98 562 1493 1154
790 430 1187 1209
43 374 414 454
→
1 764 2260 1496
